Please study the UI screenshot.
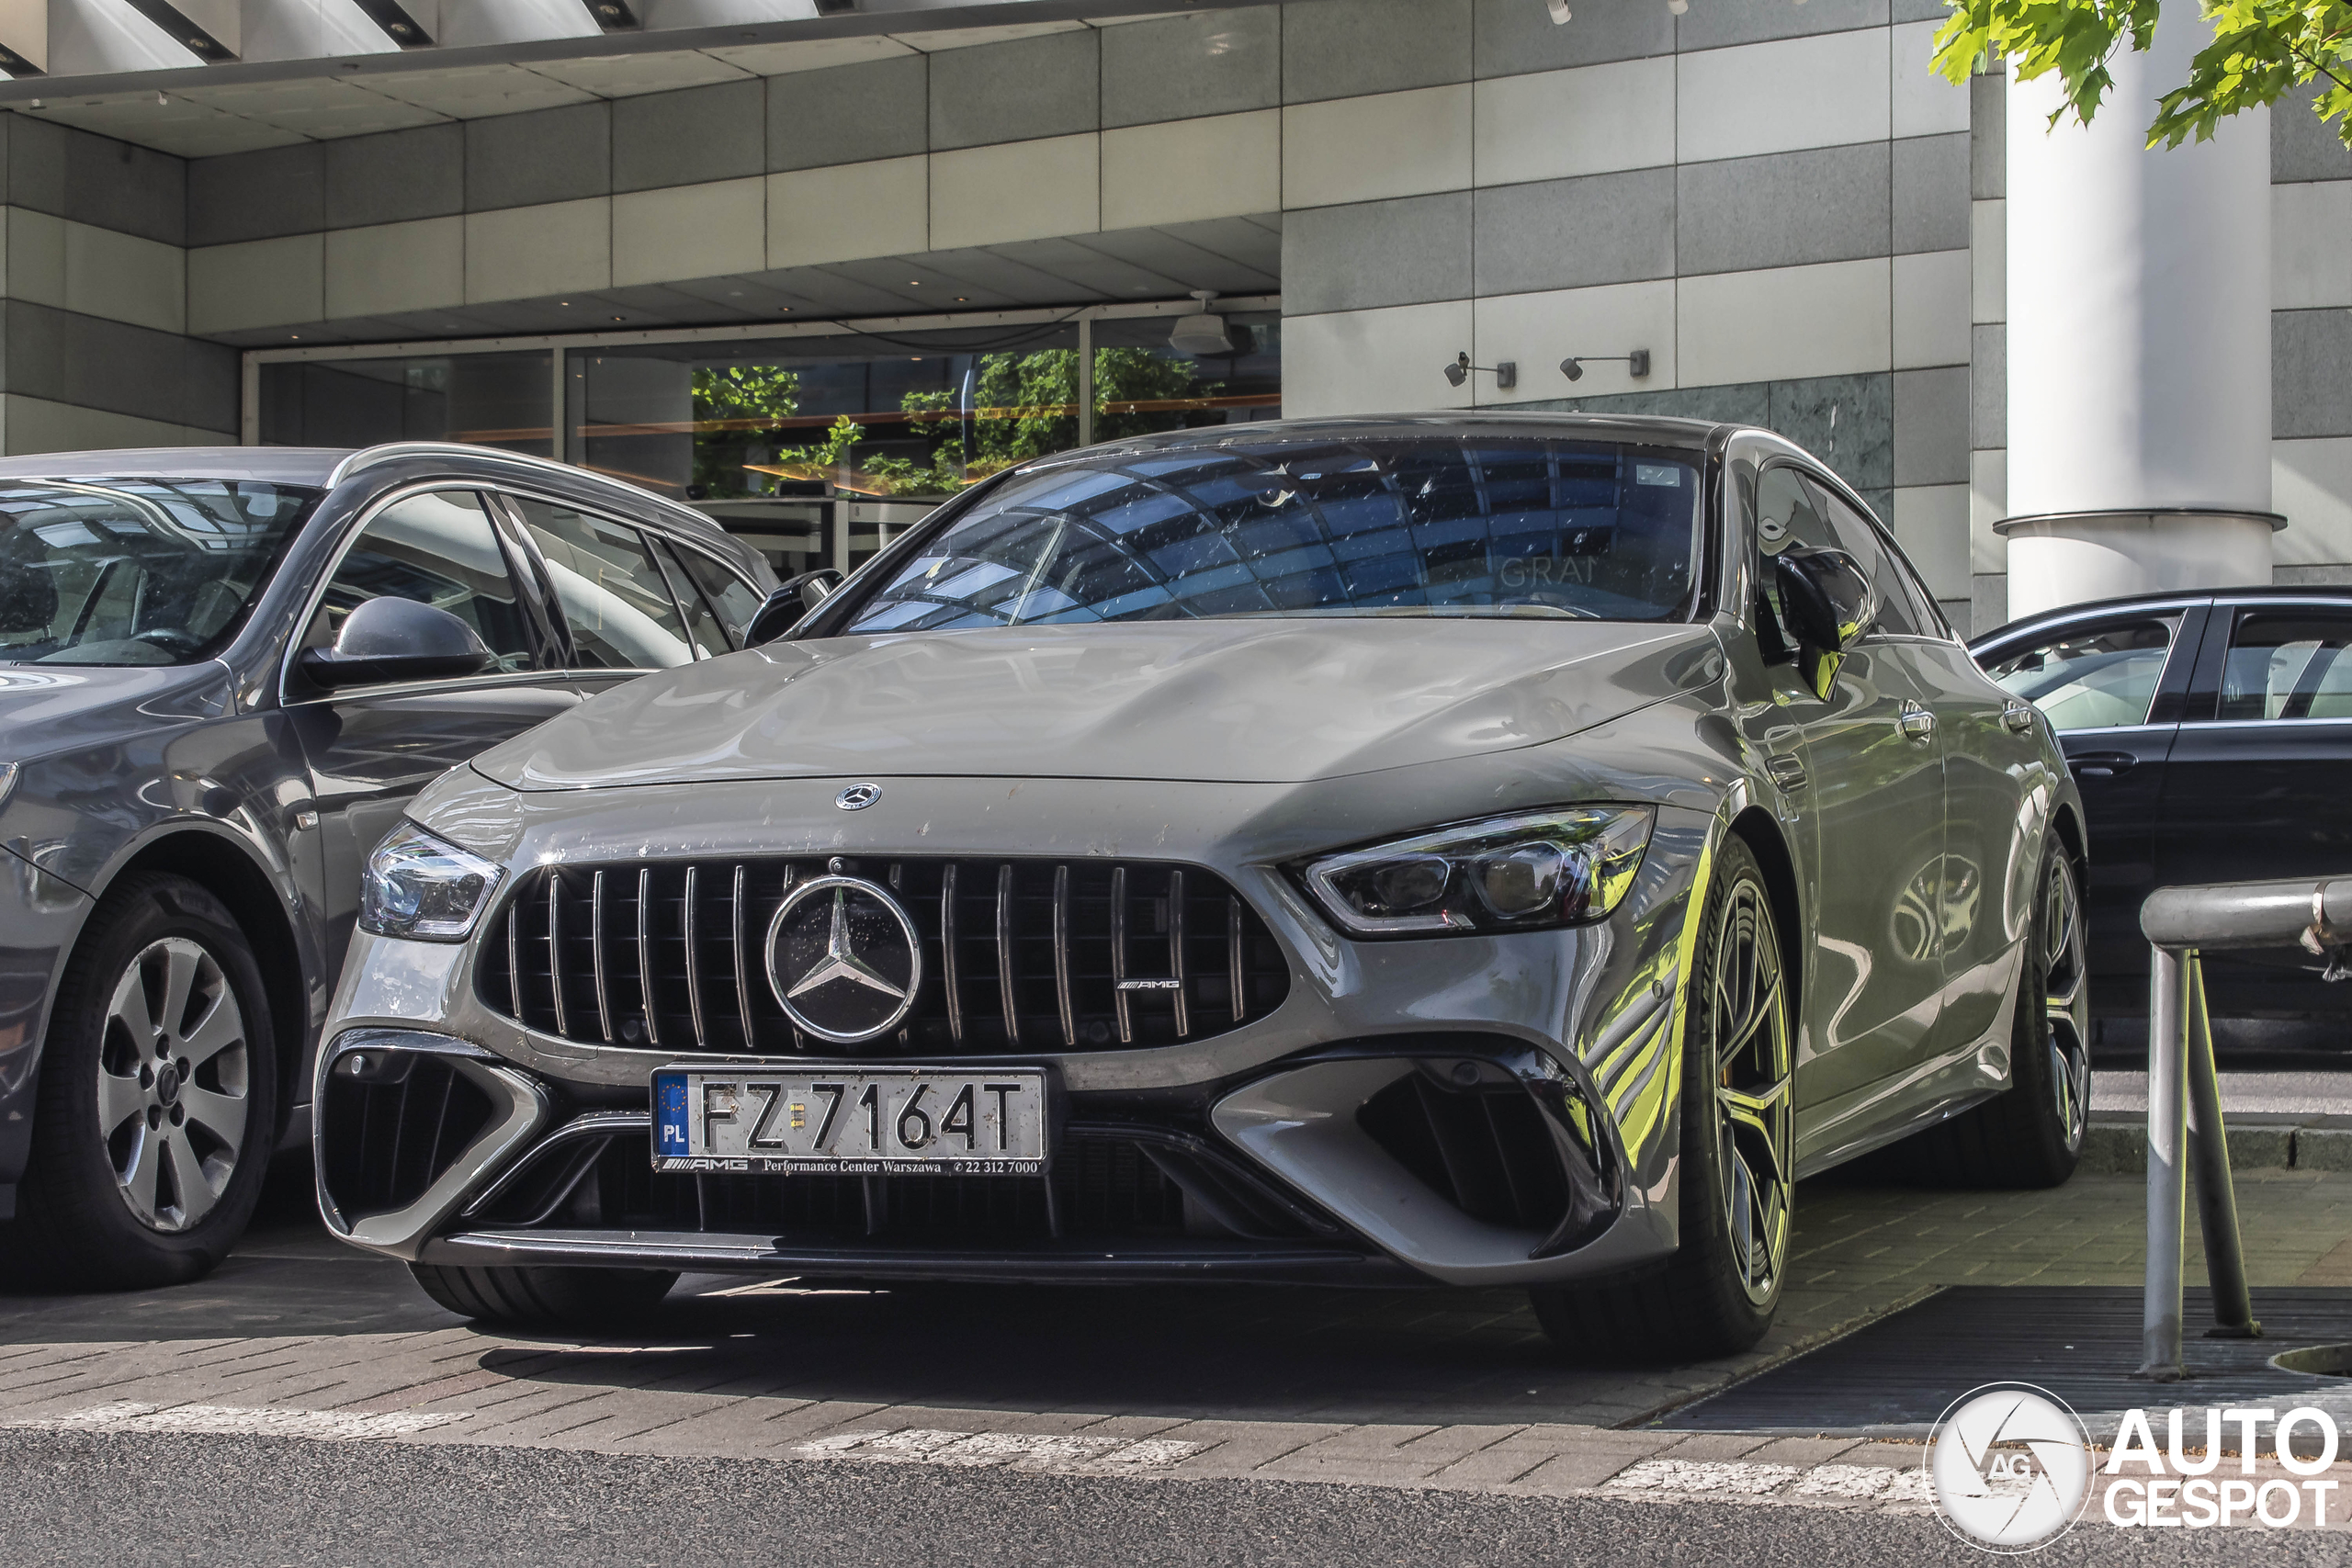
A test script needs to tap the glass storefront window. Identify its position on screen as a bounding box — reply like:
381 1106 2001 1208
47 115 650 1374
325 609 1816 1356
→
259 353 553 457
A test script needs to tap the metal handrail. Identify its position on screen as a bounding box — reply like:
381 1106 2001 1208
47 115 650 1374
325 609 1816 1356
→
2133 877 2352 1380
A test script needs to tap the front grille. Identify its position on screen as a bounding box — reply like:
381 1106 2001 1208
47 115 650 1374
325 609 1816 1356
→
319 1054 495 1220
475 1127 1219 1244
477 858 1291 1055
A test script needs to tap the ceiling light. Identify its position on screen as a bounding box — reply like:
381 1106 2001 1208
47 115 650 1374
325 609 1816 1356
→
1170 290 1231 356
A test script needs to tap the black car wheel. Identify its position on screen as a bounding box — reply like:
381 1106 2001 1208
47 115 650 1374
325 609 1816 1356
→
1532 834 1792 1362
1901 835 2090 1188
410 1264 680 1327
0 874 277 1290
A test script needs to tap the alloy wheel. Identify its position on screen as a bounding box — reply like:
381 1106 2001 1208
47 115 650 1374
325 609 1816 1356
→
2041 854 2090 1152
1710 877 1793 1305
96 937 251 1233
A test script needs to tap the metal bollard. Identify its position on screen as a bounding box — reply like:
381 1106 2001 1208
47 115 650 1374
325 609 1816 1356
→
2133 878 2352 1380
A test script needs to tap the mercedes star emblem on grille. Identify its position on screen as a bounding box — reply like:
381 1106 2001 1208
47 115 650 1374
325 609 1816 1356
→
763 875 922 1043
835 783 881 810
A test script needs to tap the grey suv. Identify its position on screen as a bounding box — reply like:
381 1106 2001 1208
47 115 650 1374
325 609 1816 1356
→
0 443 777 1288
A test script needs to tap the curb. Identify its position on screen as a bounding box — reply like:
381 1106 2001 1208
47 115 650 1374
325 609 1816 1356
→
2081 1111 2352 1174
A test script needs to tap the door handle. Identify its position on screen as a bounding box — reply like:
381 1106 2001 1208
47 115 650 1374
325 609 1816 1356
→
2069 750 2137 780
1897 701 1936 741
2002 700 2037 734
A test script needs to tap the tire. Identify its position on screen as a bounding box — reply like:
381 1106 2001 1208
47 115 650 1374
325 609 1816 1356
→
409 1264 680 1328
1531 834 1793 1363
0 873 278 1291
1898 837 2089 1189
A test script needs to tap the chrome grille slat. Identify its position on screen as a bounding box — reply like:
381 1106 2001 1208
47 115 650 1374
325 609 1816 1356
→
995 863 1020 1044
684 865 707 1050
1109 866 1131 1045
1169 868 1190 1039
637 866 659 1047
484 856 1283 1057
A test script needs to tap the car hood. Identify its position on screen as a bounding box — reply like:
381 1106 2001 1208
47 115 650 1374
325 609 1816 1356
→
476 618 1724 791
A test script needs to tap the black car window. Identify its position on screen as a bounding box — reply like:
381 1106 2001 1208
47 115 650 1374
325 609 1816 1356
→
0 479 318 666
670 545 764 648
2218 610 2352 721
1982 616 2180 731
1751 464 1838 636
841 437 1704 633
1806 479 1925 637
509 497 696 670
309 490 537 676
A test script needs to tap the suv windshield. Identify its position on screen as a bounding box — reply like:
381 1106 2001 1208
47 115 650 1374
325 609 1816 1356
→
842 436 1705 634
0 479 319 666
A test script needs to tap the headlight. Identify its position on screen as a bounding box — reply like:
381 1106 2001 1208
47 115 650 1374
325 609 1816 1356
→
1299 807 1655 936
359 822 503 942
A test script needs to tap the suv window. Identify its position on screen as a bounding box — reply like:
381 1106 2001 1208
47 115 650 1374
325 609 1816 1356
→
670 544 765 646
509 497 695 671
308 490 537 677
651 538 740 659
2218 609 2352 721
1983 616 2180 731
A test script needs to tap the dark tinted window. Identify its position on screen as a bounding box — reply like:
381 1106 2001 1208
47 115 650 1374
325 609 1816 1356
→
310 490 537 676
2219 610 2352 721
668 543 764 649
510 497 695 670
1808 480 1924 637
842 437 1704 633
0 479 316 666
1984 617 2178 731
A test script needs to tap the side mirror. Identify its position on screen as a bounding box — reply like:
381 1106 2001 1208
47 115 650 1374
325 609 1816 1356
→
746 568 844 646
1773 547 1874 653
296 596 491 690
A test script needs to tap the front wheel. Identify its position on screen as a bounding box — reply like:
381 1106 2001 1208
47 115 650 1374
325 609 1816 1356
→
1532 834 1793 1362
0 874 277 1290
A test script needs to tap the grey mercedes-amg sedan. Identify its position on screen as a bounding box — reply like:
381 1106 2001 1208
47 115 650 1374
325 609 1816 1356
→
318 415 2087 1359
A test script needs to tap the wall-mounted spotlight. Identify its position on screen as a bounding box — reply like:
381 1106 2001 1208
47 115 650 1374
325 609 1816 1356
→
1559 349 1652 382
1443 351 1516 389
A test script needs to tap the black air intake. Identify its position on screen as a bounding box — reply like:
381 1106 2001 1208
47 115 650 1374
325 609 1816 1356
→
318 1052 495 1220
477 858 1290 1055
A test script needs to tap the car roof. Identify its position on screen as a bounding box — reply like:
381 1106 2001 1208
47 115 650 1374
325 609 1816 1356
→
1098 412 1732 451
0 446 349 485
1968 584 2352 649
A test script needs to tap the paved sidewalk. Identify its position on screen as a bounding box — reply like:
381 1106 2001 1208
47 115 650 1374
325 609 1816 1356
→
3 1169 2350 1517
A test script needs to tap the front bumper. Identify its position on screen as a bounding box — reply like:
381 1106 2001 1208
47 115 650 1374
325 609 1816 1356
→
316 784 1714 1290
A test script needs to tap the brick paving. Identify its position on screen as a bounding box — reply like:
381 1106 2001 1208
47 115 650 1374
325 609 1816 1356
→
1 1169 2349 1519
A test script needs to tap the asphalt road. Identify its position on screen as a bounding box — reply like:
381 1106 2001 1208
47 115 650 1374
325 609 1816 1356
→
0 1428 2324 1568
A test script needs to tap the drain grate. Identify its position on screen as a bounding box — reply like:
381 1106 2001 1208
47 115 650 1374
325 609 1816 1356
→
1656 1288 2352 1434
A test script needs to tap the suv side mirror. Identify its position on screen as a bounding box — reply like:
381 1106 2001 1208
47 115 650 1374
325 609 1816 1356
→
296 596 492 690
1773 547 1874 653
746 568 844 645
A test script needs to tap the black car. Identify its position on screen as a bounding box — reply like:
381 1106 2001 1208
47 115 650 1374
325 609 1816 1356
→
1972 587 2352 1024
0 443 779 1288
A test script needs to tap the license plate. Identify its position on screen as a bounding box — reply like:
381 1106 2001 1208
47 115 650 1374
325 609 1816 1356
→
651 1066 1047 1175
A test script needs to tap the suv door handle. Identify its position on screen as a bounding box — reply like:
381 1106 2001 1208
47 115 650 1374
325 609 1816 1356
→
2002 699 2037 734
2069 750 2137 779
1897 701 1936 740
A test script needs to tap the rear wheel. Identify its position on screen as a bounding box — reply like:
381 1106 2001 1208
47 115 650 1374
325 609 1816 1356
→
1900 838 2088 1188
1532 835 1792 1362
0 874 277 1290
409 1263 680 1327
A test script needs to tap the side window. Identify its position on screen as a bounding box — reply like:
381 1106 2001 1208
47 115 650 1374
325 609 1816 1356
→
2217 610 2352 721
671 544 766 647
309 490 537 676
508 497 695 671
651 539 735 658
1808 480 1923 637
1981 617 2180 731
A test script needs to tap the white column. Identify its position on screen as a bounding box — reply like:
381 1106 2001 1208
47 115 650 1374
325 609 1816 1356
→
2003 14 2277 621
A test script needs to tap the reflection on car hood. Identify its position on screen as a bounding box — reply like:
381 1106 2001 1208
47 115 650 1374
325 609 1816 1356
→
475 619 1722 790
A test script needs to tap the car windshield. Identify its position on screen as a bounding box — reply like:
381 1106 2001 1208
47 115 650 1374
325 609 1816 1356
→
842 436 1705 634
0 478 319 666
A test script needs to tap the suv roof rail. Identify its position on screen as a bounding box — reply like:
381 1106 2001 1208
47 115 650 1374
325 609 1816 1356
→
327 441 707 526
